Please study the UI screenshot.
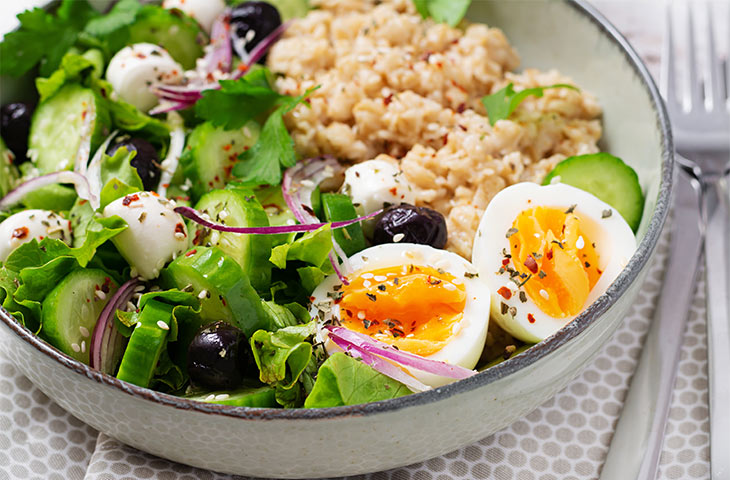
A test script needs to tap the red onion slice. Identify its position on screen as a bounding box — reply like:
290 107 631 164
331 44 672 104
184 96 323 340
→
176 205 381 234
148 100 196 116
325 326 477 380
90 277 140 373
329 335 430 393
204 10 232 75
0 171 98 210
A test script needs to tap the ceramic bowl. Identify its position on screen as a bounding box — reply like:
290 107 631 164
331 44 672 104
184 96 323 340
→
0 0 672 477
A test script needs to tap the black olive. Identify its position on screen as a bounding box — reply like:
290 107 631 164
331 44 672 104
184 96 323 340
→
1 102 34 160
373 204 448 249
107 137 161 191
230 1 282 63
187 321 254 390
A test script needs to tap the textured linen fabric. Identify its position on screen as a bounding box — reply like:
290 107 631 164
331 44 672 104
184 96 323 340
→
0 1 722 479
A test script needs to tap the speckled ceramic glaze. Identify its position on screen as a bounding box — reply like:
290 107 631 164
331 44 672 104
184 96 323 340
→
0 0 672 477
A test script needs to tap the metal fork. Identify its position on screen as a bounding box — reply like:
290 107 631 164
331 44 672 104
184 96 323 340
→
601 3 729 480
664 3 730 480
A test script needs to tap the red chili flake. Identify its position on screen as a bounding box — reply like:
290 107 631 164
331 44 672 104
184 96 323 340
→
222 144 232 151
174 223 185 235
150 191 159 197
81 110 88 120
243 145 250 151
11 227 29 240
101 277 112 293
214 176 220 182
38 236 44 240
221 297 227 307
546 249 554 260
122 194 140 206
501 258 510 266
388 187 398 196
383 93 393 106
79 199 88 205
456 103 466 114
162 183 170 188
442 133 449 145
309 296 315 302
527 313 536 324
458 124 467 131
497 286 512 300
192 229 204 246
223 165 234 177
597 268 603 275
420 51 432 62
524 255 539 274
237 63 248 72
185 249 197 257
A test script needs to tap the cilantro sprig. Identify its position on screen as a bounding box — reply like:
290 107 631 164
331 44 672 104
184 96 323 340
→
412 0 472 27
481 83 579 126
232 86 319 186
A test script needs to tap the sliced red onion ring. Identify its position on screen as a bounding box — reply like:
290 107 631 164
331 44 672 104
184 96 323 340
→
73 102 96 175
328 250 349 286
325 326 477 380
156 115 186 197
0 171 98 211
330 335 430 393
86 130 119 201
90 277 140 373
204 10 232 75
176 205 381 234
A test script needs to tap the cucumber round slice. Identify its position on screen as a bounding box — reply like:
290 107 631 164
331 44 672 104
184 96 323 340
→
126 6 206 70
161 247 269 337
28 84 110 174
193 188 272 292
116 299 174 388
542 153 644 232
41 269 117 364
180 121 260 201
186 385 277 407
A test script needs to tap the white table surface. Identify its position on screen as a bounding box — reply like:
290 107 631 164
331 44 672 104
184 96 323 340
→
0 1 726 479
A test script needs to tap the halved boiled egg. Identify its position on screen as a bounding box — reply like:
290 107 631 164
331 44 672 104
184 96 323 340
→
310 243 490 388
472 182 636 344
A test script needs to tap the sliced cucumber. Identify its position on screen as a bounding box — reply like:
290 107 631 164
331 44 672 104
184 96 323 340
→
28 84 110 174
186 384 277 407
116 299 174 388
0 138 19 197
542 153 644 232
126 6 206 70
193 188 272 292
322 193 367 256
41 269 117 365
160 247 270 337
180 121 260 201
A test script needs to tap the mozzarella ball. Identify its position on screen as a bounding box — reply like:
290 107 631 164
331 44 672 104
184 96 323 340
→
163 0 226 33
103 192 188 279
106 43 183 112
341 158 415 216
310 243 490 388
472 182 636 343
0 210 72 262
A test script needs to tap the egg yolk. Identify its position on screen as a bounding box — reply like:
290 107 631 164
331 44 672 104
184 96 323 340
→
507 206 601 318
338 265 466 356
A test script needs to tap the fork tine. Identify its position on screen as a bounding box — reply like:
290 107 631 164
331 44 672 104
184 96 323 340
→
705 2 724 111
686 6 703 111
661 4 678 107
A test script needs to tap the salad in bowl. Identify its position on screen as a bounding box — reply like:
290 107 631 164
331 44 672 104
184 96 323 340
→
1 0 648 411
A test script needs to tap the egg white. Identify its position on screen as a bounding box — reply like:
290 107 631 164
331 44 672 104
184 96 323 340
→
472 182 636 344
310 243 491 388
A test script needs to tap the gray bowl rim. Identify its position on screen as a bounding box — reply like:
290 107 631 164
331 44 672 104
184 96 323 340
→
0 0 673 421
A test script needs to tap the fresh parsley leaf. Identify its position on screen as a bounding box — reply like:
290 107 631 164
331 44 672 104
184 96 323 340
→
195 68 286 130
83 0 143 57
481 83 579 126
232 86 318 186
0 0 99 77
412 0 471 27
35 50 103 102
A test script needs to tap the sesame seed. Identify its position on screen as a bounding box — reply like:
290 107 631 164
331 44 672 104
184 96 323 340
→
198 289 208 299
134 285 145 292
174 232 186 240
363 280 371 288
443 283 457 291
219 210 229 220
539 289 549 299
130 267 138 278
157 320 170 330
361 273 374 279
392 233 405 242
357 311 366 320
79 326 90 338
576 236 585 249
71 343 80 353
205 394 216 401
374 275 387 282
215 394 230 401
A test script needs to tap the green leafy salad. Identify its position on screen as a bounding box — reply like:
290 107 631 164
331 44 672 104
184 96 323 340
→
0 0 645 409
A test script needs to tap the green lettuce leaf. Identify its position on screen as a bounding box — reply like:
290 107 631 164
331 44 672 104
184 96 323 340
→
304 353 411 408
269 225 333 269
250 321 316 388
35 49 104 102
412 0 471 27
98 147 145 209
481 83 579 126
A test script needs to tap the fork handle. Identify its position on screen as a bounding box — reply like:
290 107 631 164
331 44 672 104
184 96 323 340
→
704 174 730 480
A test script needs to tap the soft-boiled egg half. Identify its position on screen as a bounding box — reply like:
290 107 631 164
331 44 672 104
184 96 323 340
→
472 182 636 344
310 243 491 388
